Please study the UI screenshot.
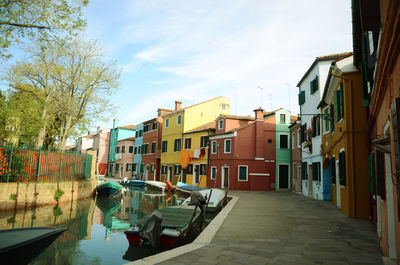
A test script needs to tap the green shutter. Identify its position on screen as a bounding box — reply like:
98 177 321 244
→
334 91 340 122
330 104 334 132
339 83 344 120
298 91 305 105
368 152 375 194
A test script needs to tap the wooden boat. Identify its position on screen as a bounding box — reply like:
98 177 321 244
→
176 182 205 192
182 188 226 213
96 180 122 196
121 179 146 187
145 180 167 190
124 205 202 248
0 227 67 264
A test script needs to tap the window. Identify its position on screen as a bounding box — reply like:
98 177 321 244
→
187 164 193 174
312 162 321 181
331 157 336 184
140 163 144 173
330 104 335 132
165 118 169 128
143 124 150 132
134 147 137 154
310 76 319 94
116 146 120 153
280 114 286 123
142 144 148 154
298 90 305 105
268 139 272 144
151 142 156 153
161 165 167 174
312 115 320 137
301 162 307 180
185 138 191 149
116 163 119 171
128 146 134 153
323 108 330 133
211 166 217 180
152 121 157 130
334 83 344 122
224 139 231 153
200 136 208 148
211 141 217 154
292 133 295 149
238 165 248 181
280 134 288 149
138 146 141 155
135 131 138 138
218 119 224 130
297 129 301 147
151 163 154 173
121 145 125 153
301 123 307 143
133 163 137 172
339 150 346 186
162 141 168 153
221 103 227 110
177 115 182 125
126 163 133 172
174 165 181 175
174 139 181 152
200 164 206 175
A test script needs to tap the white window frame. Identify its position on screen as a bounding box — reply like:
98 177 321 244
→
279 133 289 149
218 119 224 130
177 115 182 125
291 133 295 149
297 128 301 148
165 118 169 128
280 114 286 124
238 165 248 182
224 139 231 153
211 141 217 154
211 166 217 180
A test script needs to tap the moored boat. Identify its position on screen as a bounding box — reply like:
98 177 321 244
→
96 180 122 196
182 188 226 213
121 179 146 187
0 227 67 264
124 205 202 248
176 181 205 193
145 180 167 190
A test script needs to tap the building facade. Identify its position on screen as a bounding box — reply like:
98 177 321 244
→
290 121 302 193
133 124 143 179
92 127 110 177
112 137 135 179
297 53 351 200
318 54 369 218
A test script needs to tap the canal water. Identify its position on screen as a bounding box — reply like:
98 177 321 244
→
0 186 191 265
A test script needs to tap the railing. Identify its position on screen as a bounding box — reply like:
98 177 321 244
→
0 143 92 182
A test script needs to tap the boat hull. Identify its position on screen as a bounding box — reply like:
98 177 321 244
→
0 227 67 265
121 180 146 187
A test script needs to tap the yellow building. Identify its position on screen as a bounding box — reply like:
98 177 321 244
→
318 54 369 218
160 97 230 185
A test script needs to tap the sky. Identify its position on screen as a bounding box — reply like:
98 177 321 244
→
84 0 353 129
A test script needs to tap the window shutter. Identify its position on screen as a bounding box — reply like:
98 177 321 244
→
298 91 305 105
339 151 346 186
311 117 316 137
368 152 375 195
334 91 340 122
339 83 344 120
331 157 336 184
375 150 386 199
330 104 334 132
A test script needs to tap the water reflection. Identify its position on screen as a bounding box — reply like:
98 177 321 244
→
0 186 188 265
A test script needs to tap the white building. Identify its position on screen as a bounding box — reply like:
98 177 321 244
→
297 52 352 200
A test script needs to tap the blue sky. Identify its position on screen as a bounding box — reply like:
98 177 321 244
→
85 0 352 128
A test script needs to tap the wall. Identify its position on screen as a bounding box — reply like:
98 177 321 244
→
275 109 292 190
134 124 143 176
290 122 302 193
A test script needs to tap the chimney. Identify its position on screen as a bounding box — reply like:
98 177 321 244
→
175 101 182 111
254 108 264 159
113 118 119 129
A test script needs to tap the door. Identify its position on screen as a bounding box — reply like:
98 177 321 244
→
120 165 123 178
194 165 200 185
322 161 332 201
385 153 397 259
308 165 313 197
279 164 289 189
221 166 229 189
144 166 148 181
336 160 341 208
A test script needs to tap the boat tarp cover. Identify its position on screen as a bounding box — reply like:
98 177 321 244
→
98 180 122 190
157 207 196 229
138 211 162 248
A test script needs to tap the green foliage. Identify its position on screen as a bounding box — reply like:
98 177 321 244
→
54 189 64 201
53 206 63 217
9 193 17 200
0 0 88 58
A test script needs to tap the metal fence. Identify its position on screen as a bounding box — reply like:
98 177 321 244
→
0 143 92 182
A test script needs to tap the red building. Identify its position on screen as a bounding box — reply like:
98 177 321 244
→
207 108 277 191
141 108 173 181
289 121 302 193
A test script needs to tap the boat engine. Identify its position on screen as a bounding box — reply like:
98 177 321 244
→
138 211 162 248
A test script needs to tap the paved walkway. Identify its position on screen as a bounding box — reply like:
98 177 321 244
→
128 191 383 265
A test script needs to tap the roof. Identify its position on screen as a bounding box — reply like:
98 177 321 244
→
290 115 298 123
184 121 216 134
118 136 135 142
318 54 357 108
82 134 95 139
219 114 254 121
297 52 353 87
163 96 229 117
118 125 136 130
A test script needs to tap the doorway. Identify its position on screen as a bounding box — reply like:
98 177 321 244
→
193 165 200 185
278 164 289 189
221 166 229 189
168 166 173 181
